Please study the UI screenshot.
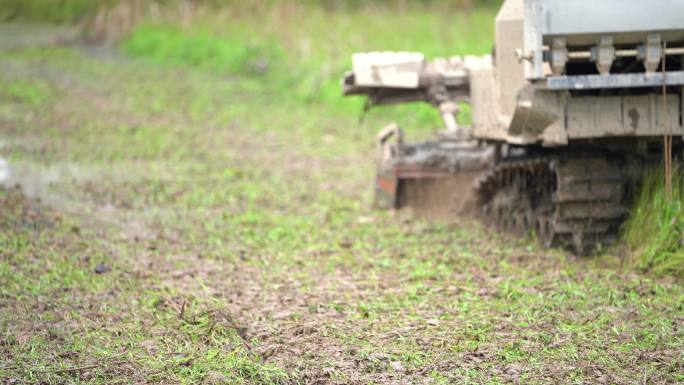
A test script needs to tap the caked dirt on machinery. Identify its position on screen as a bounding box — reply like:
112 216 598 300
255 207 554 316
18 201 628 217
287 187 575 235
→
396 173 482 220
377 137 643 254
370 120 639 253
344 0 684 254
379 136 495 220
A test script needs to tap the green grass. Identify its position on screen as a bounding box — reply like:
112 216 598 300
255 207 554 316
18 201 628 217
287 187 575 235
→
0 0 500 23
624 168 684 277
0 0 106 23
122 25 285 76
0 78 52 107
121 2 497 135
1 2 683 384
0 187 291 384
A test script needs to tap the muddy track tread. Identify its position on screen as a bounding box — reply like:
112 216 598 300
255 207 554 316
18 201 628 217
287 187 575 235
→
475 155 627 254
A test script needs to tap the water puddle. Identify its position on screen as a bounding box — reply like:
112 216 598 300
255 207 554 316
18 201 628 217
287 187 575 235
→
0 155 130 231
0 154 158 239
0 156 95 207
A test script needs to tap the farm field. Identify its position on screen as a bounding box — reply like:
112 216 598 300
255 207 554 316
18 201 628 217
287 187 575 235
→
0 3 683 384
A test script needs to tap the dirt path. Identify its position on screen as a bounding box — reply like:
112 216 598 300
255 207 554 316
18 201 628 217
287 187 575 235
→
1 35 683 385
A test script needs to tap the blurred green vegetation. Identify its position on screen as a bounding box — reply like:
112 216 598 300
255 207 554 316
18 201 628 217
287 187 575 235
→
0 78 51 107
0 0 499 132
0 0 498 131
0 0 106 23
624 168 684 277
0 0 501 22
122 2 497 133
122 25 286 76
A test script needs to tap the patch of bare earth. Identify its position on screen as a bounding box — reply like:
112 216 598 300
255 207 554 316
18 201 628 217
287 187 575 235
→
2 41 682 384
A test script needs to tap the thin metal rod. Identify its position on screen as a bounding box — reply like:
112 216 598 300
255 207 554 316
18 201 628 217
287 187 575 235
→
564 47 684 61
662 40 673 200
616 49 639 57
567 51 592 60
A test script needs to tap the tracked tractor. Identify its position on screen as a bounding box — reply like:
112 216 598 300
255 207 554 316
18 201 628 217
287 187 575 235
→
343 0 684 253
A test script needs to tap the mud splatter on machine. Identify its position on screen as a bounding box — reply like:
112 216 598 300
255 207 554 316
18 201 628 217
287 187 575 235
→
344 0 684 253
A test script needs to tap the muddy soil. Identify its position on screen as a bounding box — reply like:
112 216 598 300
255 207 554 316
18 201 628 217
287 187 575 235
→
397 172 481 219
1 28 682 385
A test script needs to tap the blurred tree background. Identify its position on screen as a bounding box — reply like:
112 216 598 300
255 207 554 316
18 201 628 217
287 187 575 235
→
0 0 502 143
0 0 502 23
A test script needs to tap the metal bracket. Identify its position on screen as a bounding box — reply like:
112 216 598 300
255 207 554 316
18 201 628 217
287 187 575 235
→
544 71 684 90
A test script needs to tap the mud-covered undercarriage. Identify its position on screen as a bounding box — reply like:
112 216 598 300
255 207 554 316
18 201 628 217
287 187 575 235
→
344 0 684 255
476 149 629 254
378 136 681 254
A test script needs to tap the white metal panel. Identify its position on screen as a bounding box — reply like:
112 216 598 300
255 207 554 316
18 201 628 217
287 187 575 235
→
566 95 682 138
541 0 684 37
351 52 425 89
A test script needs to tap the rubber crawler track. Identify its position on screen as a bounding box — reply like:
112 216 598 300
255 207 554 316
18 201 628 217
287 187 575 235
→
474 156 629 254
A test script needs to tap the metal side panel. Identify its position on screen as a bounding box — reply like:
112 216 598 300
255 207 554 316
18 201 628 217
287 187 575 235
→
471 67 510 141
540 0 684 37
566 94 682 138
545 72 684 91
